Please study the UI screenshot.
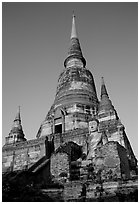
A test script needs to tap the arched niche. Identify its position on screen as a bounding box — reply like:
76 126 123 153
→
53 108 66 134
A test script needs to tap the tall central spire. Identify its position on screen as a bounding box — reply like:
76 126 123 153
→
37 14 98 138
15 106 21 122
64 13 86 68
71 12 77 39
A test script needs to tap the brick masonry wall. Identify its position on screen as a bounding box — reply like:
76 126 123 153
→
2 137 46 172
95 142 121 179
94 141 131 179
50 152 70 180
63 180 138 201
56 128 88 149
117 142 130 178
2 128 88 173
63 181 83 201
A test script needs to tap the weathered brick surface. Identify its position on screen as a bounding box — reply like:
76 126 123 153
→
117 143 130 178
51 152 70 180
94 142 121 179
42 189 64 201
94 141 130 179
62 180 138 201
86 182 99 198
2 137 46 172
2 128 88 173
46 128 88 151
36 64 99 139
63 181 83 201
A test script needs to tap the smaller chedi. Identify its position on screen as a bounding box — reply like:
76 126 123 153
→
5 106 26 144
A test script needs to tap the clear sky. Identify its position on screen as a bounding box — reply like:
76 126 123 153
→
2 2 138 157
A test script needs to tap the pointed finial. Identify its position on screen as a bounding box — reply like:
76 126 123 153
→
101 77 108 98
15 106 21 121
72 10 75 18
101 77 105 85
71 11 77 39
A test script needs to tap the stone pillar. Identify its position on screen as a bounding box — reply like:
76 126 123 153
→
45 136 50 158
90 107 94 117
26 148 29 169
51 120 53 134
117 125 125 147
82 133 88 155
94 107 97 115
11 150 15 171
52 118 55 134
62 114 65 133
84 105 86 114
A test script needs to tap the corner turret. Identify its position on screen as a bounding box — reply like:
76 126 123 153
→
98 77 118 121
101 77 108 98
5 107 26 144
